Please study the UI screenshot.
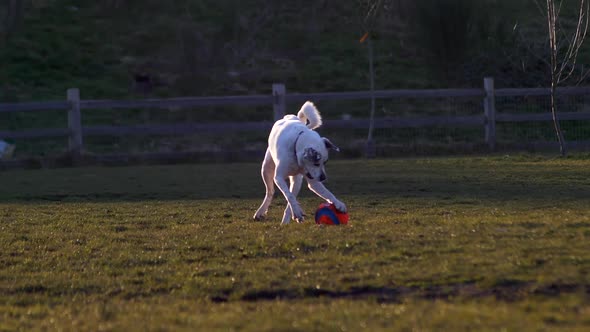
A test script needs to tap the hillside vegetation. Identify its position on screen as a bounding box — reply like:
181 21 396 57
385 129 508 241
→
1 0 574 102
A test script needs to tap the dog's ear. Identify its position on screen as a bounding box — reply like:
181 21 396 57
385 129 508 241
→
323 137 340 152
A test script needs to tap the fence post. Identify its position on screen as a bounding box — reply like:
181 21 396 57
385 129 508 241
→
484 77 496 151
67 88 83 160
272 83 286 121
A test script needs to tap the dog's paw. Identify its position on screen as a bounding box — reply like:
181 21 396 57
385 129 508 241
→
253 212 266 221
332 200 347 213
291 204 305 222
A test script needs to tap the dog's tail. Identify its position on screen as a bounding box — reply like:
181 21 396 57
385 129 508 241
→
297 101 322 129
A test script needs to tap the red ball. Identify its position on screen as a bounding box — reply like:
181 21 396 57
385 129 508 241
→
314 203 349 225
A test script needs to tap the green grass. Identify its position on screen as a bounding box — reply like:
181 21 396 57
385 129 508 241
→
1 155 590 330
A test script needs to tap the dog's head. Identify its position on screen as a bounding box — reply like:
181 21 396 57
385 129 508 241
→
299 133 339 182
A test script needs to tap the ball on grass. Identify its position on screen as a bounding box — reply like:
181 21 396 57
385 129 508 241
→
314 202 349 225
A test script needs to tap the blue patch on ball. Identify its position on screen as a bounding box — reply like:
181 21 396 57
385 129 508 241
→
315 203 349 225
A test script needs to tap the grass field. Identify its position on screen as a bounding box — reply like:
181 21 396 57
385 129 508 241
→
1 155 590 331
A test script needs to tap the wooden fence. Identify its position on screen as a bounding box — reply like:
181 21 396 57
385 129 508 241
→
1 78 590 164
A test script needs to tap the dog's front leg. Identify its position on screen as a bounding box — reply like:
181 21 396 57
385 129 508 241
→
274 174 305 223
282 175 303 224
307 180 347 213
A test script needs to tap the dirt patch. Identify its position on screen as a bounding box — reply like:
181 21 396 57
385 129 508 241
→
240 282 589 303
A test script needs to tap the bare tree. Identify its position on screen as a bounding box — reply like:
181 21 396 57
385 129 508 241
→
540 0 590 157
358 0 385 158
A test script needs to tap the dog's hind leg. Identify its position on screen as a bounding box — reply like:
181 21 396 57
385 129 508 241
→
253 149 276 220
281 175 303 224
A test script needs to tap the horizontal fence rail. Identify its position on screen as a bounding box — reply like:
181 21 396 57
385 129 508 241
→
0 116 490 140
80 94 274 110
0 128 70 139
324 115 485 129
83 122 274 136
497 111 590 122
285 88 486 103
1 78 590 165
4 86 590 113
0 101 71 113
495 86 590 97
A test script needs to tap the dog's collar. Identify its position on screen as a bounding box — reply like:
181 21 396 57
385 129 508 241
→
294 131 304 164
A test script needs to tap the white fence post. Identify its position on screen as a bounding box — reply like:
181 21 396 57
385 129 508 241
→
272 83 286 121
484 77 496 151
67 88 83 159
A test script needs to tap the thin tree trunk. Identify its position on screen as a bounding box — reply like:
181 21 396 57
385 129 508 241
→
365 36 376 158
549 81 567 156
546 0 568 157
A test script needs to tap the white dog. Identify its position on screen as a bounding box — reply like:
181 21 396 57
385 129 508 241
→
253 101 347 224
